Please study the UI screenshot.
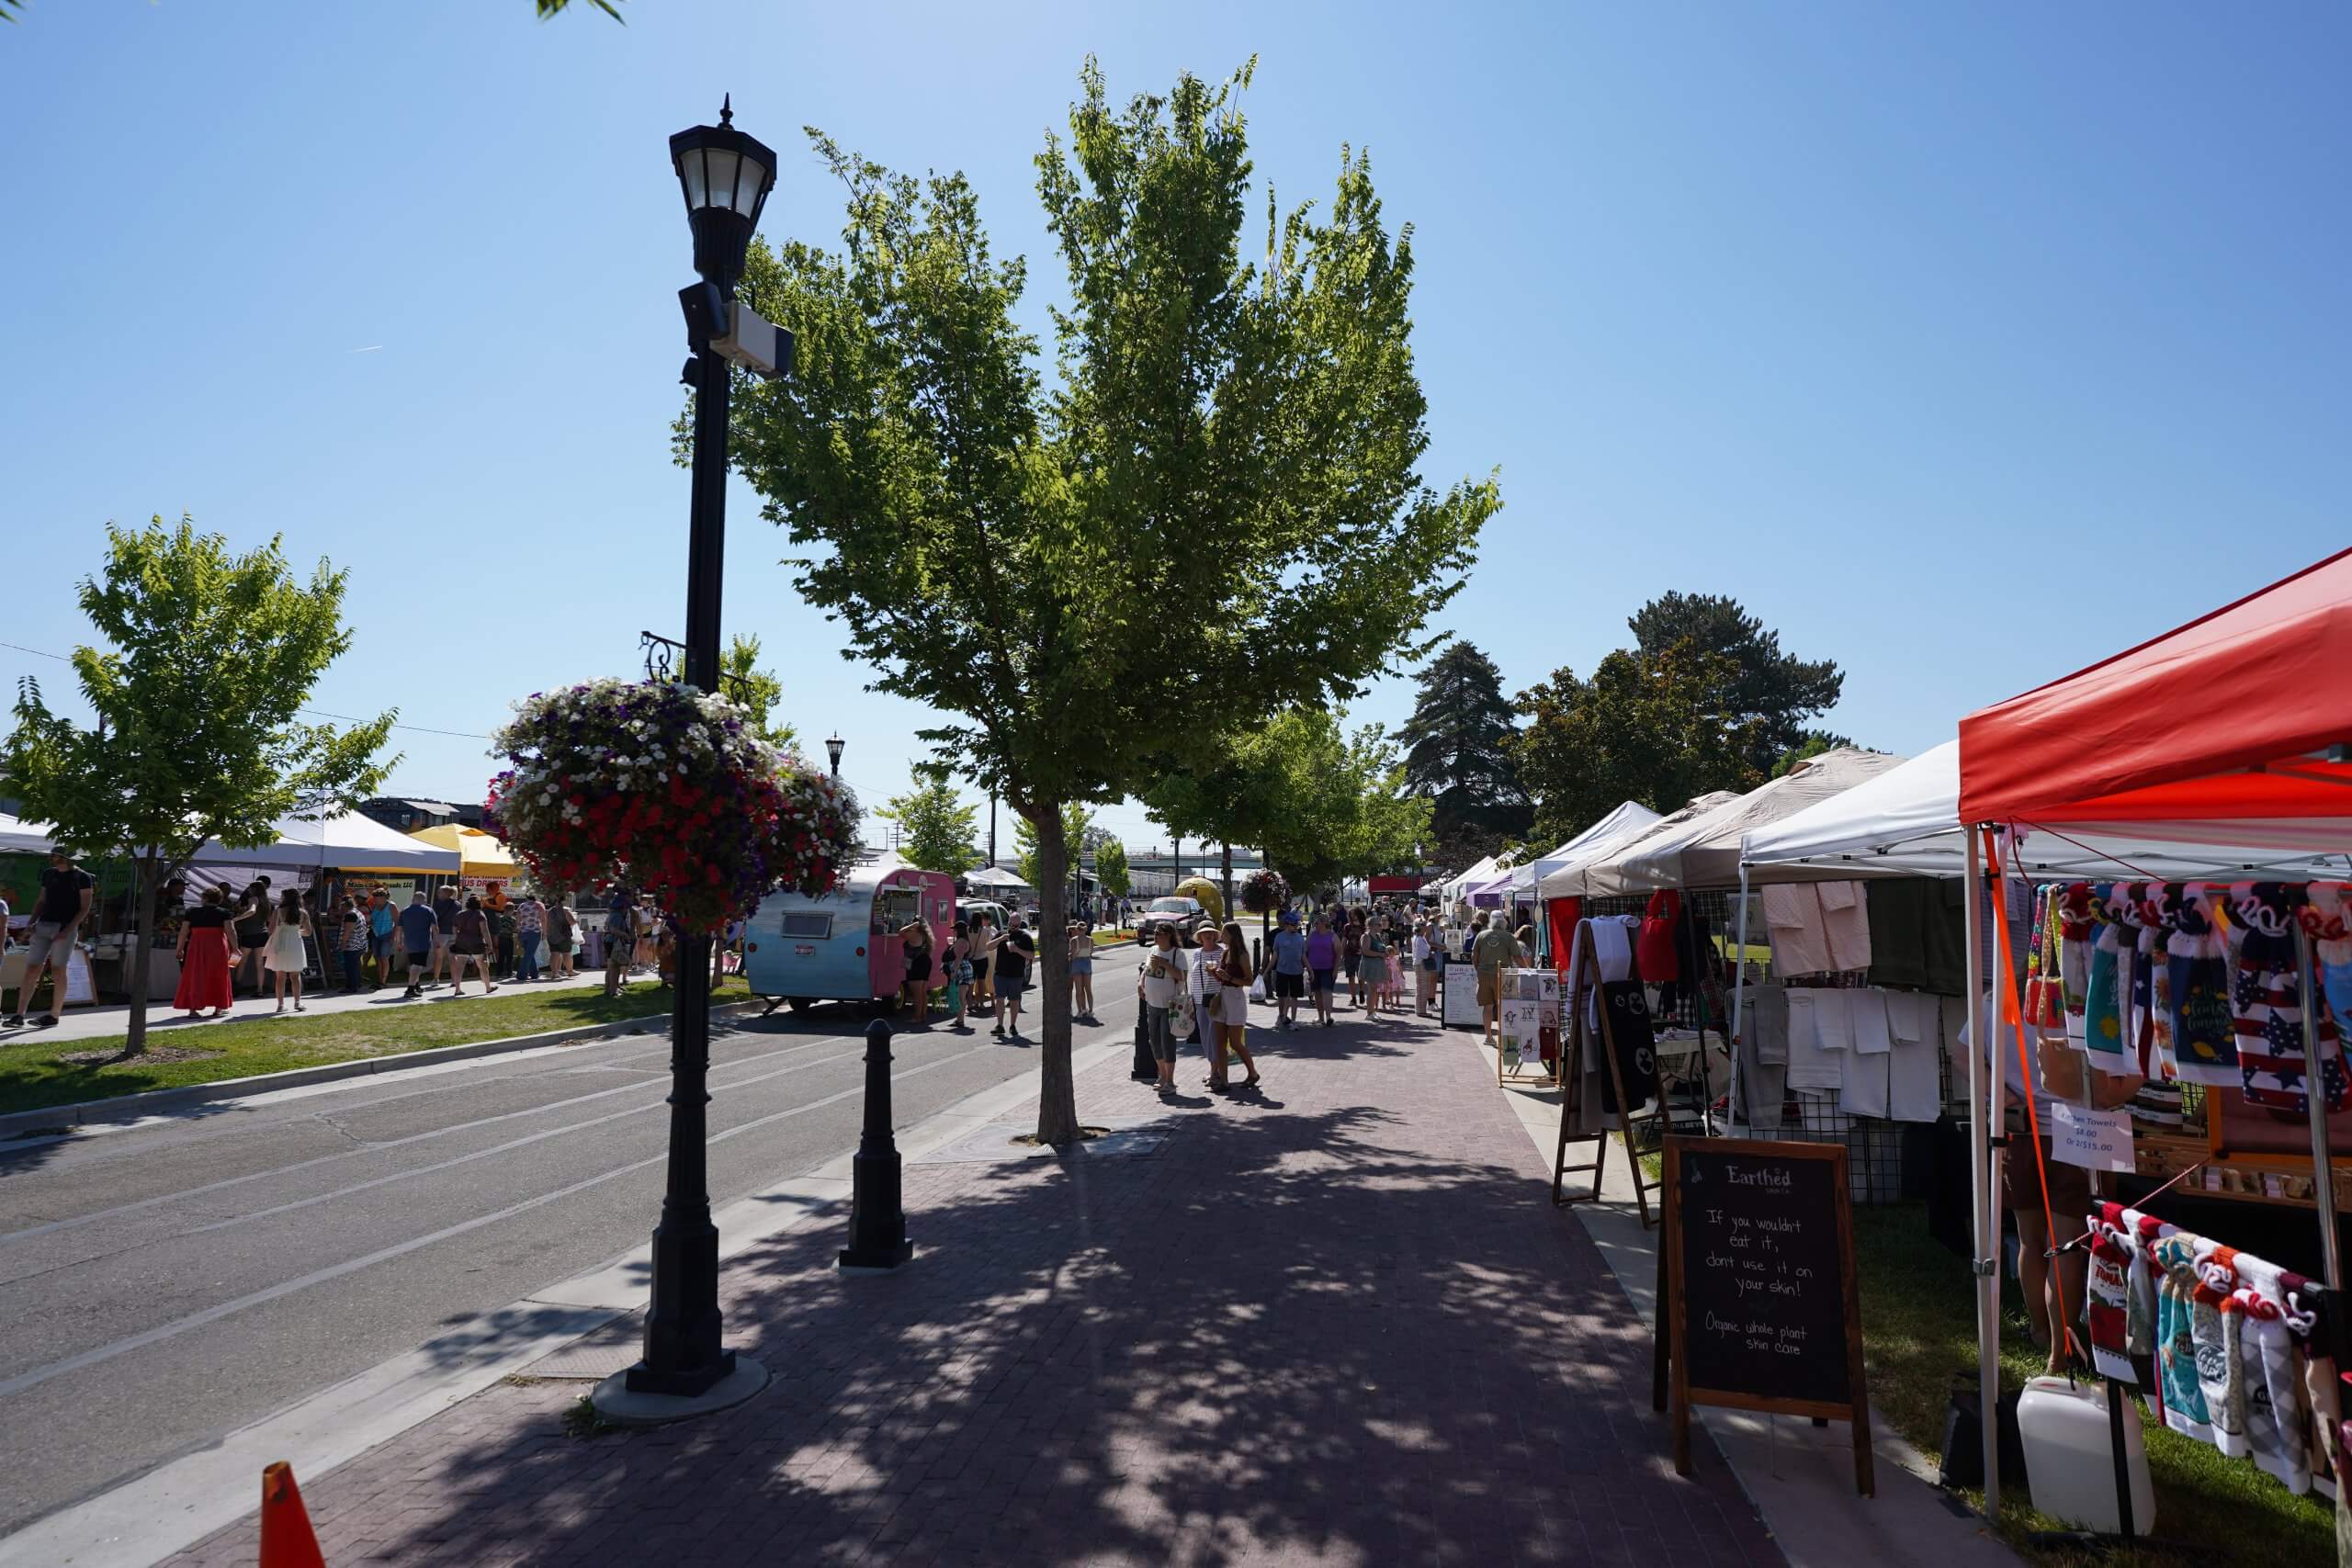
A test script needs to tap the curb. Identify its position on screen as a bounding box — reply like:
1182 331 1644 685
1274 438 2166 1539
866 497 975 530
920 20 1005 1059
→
0 998 766 1142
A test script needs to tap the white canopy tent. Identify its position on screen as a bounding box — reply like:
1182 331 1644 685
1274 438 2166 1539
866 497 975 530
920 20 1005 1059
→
962 865 1026 891
1439 855 1499 906
0 811 460 875
1506 801 1663 897
0 812 52 856
1588 749 1906 897
1740 739 2352 883
1537 793 1739 901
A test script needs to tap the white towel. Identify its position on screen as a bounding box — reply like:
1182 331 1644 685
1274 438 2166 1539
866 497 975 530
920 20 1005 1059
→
1889 1032 1944 1122
1850 989 1892 1055
1763 884 1835 977
1886 990 1934 1049
1814 988 1856 1052
1783 990 1845 1089
1841 1043 1890 1118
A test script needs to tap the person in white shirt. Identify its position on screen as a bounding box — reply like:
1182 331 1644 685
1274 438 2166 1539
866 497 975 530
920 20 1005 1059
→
1411 922 1435 1017
1139 925 1184 1092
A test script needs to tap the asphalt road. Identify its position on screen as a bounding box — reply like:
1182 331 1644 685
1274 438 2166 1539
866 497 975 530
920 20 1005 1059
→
0 979 1146 1538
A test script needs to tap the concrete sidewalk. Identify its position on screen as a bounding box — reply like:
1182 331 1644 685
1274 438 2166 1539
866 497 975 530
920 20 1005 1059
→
154 1006 1779 1567
1 967 631 1046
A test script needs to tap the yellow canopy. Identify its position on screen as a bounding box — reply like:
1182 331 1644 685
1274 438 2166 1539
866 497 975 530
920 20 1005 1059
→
406 824 521 881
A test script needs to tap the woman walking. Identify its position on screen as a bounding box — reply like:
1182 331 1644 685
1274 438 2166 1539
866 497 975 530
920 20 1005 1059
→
1360 914 1392 1022
1340 913 1365 1010
1210 921 1261 1090
1068 922 1097 1023
944 919 975 1032
173 886 235 1020
264 887 314 1013
1305 913 1339 1027
448 895 501 997
899 915 935 1027
547 896 577 980
232 878 272 998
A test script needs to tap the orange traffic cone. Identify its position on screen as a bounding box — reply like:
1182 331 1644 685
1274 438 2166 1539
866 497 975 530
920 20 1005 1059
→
258 1461 327 1568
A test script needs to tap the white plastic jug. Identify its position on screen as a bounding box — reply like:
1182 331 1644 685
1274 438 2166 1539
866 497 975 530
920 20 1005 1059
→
2016 1375 2154 1534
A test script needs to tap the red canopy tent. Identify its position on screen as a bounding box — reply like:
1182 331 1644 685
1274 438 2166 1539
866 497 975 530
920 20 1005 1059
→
1959 546 2352 845
1953 546 2352 1519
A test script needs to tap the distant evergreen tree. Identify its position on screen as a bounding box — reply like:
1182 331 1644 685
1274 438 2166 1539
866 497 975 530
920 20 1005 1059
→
1397 642 1529 863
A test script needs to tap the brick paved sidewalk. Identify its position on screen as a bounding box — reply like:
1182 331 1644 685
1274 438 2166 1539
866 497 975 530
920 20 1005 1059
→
164 1008 1778 1567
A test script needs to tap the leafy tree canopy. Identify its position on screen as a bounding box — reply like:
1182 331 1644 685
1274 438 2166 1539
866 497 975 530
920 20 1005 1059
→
877 765 980 873
1014 803 1095 894
1628 592 1842 777
2 516 393 1052
1513 638 1768 847
726 60 1496 1141
1397 640 1527 861
1092 837 1131 899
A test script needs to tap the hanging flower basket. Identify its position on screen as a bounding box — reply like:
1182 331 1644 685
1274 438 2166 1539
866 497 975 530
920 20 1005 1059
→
1240 868 1289 915
485 678 859 934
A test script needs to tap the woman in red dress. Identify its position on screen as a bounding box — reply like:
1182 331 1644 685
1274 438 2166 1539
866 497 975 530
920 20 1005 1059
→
174 886 235 1019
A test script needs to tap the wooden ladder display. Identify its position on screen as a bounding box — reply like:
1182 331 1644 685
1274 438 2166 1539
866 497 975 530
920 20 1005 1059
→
1549 919 1674 1229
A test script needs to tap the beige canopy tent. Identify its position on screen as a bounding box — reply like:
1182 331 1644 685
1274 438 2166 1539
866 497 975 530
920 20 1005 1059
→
1587 749 1910 897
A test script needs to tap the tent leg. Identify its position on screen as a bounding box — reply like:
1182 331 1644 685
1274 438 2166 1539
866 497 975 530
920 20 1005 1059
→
2300 927 2344 1292
1732 864 1751 1133
1964 829 2000 1520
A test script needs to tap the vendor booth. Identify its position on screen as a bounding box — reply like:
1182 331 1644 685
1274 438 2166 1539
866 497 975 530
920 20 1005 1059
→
405 824 518 890
1948 547 2352 1530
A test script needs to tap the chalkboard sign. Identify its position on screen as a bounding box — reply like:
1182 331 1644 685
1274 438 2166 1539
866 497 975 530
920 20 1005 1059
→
1442 962 1481 1031
1654 1136 1873 1495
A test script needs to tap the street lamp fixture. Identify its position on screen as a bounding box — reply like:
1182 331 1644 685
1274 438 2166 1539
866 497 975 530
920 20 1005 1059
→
595 97 779 1423
669 95 776 295
826 733 844 777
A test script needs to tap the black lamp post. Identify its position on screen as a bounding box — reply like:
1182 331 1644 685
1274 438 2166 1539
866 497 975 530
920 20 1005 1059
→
617 97 778 1404
826 732 844 778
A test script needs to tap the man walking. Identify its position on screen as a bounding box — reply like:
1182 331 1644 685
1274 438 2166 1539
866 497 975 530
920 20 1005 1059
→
992 914 1037 1042
1471 913 1515 1048
1270 909 1306 1031
5 848 94 1028
396 890 439 999
427 885 462 988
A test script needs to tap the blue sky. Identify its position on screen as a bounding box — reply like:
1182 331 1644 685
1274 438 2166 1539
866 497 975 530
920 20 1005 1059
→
3 2 2346 852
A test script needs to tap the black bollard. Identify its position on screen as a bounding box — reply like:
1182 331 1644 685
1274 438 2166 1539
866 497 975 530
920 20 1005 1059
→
839 1018 914 1270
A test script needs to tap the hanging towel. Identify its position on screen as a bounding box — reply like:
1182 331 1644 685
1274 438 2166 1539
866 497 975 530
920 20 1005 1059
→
2233 883 2347 1115
1850 989 1892 1055
1739 1029 1788 1131
1635 890 1682 984
1886 1029 1943 1122
1840 1041 1890 1118
1763 884 1835 977
1813 988 1856 1052
1817 880 1871 972
1747 983 1790 1066
2170 884 2240 1089
1885 990 1934 1049
2153 1230 2212 1441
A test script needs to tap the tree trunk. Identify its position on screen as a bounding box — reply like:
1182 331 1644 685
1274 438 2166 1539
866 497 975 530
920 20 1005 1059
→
1031 805 1080 1146
1220 841 1234 925
122 851 162 1057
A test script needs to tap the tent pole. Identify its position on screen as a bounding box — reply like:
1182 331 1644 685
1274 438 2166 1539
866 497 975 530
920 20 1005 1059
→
1963 828 1999 1518
1731 863 1751 1133
2299 926 2344 1291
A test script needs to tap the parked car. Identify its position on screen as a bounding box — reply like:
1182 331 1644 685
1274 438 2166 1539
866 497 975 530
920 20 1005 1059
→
957 897 1012 932
1135 895 1209 945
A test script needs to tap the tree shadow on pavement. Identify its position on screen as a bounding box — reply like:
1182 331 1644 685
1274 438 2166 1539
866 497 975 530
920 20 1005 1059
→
325 1098 1775 1568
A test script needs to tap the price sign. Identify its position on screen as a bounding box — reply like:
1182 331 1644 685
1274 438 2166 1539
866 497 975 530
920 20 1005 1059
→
1655 1136 1874 1495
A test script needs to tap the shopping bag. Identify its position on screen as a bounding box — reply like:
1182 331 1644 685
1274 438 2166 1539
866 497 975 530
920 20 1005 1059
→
943 980 962 1013
1250 973 1270 1003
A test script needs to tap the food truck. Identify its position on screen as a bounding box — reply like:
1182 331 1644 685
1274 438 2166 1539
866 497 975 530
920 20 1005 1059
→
742 858 956 1015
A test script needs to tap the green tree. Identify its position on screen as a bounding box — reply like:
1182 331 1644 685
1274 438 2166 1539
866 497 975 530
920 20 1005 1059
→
1628 592 1843 776
726 62 1495 1142
1093 838 1130 901
1512 639 1768 846
876 766 980 873
1014 803 1095 895
1397 641 1527 865
2 517 394 1054
718 633 797 751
